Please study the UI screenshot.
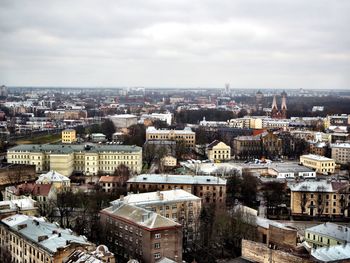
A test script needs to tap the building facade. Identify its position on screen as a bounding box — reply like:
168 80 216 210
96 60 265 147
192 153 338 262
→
7 144 142 176
146 126 196 148
331 143 350 165
206 140 231 162
100 203 182 263
62 129 77 144
127 174 226 207
289 181 350 219
300 154 335 174
115 189 201 243
0 214 93 263
305 222 350 249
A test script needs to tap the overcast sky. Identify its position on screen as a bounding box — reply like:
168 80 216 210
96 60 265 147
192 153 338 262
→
0 0 349 89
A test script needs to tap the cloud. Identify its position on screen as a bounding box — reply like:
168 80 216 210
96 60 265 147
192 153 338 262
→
0 0 349 89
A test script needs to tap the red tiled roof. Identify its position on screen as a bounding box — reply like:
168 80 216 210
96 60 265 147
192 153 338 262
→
99 176 122 183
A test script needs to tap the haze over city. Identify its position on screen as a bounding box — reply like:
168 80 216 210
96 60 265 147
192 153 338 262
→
1 0 350 89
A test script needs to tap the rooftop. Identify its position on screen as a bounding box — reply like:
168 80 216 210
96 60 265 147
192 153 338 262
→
312 243 350 262
1 214 91 254
306 222 350 242
112 189 200 207
289 180 348 193
301 154 334 162
101 203 181 230
36 170 70 184
128 174 226 185
8 144 142 154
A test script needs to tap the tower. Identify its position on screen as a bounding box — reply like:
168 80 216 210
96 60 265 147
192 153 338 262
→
271 95 279 118
280 91 287 118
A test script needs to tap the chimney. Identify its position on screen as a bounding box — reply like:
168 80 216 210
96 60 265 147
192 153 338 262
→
160 193 164 200
120 195 124 201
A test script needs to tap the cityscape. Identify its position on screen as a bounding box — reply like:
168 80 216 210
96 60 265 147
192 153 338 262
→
1 1 350 263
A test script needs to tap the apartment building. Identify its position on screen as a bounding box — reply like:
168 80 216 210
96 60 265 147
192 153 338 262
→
206 140 231 162
127 174 226 207
300 154 335 174
305 222 350 249
289 180 350 219
100 202 182 263
62 129 77 144
7 144 142 176
0 214 93 263
0 198 38 219
114 189 201 242
233 136 261 159
146 126 195 148
331 143 350 165
161 156 177 167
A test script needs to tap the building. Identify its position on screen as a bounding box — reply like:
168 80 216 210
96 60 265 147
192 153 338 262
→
64 245 115 263
113 189 201 242
311 243 350 262
324 114 350 129
233 135 261 159
127 174 226 206
146 126 196 148
99 175 124 193
3 183 57 213
289 180 350 219
206 140 231 162
7 144 142 176
36 170 71 189
305 222 350 249
0 197 38 219
109 114 138 129
62 129 77 144
160 156 177 167
268 163 316 179
331 143 350 165
261 131 283 157
270 92 287 119
91 133 107 143
100 202 182 263
140 113 173 126
0 214 93 263
300 154 335 174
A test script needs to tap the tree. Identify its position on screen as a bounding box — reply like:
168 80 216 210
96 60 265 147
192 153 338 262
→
143 143 156 167
241 173 258 208
101 119 116 140
175 140 190 160
89 124 102 134
124 124 146 146
113 164 131 187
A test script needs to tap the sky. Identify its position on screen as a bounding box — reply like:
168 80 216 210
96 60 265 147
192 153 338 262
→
0 0 349 89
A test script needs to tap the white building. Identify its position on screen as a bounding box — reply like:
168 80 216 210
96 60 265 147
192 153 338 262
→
109 114 137 129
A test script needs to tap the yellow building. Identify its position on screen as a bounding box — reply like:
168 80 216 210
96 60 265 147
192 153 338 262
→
300 154 335 174
289 181 350 219
146 126 195 148
207 140 231 161
62 129 77 144
305 222 350 249
0 214 94 263
7 144 142 176
161 156 177 167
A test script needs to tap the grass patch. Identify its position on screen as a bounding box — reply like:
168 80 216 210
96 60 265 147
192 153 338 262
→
15 133 62 145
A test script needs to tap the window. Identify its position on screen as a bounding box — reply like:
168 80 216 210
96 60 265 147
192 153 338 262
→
154 243 160 249
155 233 161 239
154 253 161 259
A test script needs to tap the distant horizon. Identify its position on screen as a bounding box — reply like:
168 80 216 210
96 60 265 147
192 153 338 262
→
4 85 350 92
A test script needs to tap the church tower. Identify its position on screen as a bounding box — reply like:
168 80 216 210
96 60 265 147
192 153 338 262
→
280 91 287 119
271 95 279 118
